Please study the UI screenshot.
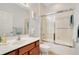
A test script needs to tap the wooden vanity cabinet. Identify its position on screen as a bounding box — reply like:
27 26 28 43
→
19 42 35 55
4 40 40 55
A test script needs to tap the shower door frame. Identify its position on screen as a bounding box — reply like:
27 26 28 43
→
40 9 74 47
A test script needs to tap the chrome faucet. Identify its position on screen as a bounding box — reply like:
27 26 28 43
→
18 35 20 40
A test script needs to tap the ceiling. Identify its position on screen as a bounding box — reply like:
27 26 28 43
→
40 3 76 9
41 3 56 8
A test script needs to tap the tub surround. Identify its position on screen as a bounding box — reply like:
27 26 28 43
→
0 36 40 55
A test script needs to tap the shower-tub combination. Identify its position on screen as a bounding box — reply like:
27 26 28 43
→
40 9 74 54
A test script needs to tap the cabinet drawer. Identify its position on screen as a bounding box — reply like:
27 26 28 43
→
29 46 40 55
19 43 35 55
35 40 39 46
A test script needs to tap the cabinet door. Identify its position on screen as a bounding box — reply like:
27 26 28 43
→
29 46 40 55
55 29 73 46
19 43 35 55
6 50 18 55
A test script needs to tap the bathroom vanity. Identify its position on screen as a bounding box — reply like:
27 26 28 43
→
0 37 40 55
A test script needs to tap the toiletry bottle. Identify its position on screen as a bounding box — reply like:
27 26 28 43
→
0 36 1 43
1 33 7 44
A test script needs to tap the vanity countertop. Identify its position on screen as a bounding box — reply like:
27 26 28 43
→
0 36 40 55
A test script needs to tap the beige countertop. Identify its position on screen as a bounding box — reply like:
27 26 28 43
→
0 36 40 55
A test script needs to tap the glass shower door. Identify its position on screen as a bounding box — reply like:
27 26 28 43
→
55 11 74 47
46 15 55 42
41 10 74 47
41 15 55 42
41 16 48 41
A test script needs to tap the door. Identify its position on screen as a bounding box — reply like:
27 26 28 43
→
55 11 73 29
47 15 55 42
55 29 73 46
55 11 74 46
41 15 55 42
41 16 48 41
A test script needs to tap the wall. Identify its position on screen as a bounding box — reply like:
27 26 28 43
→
40 4 47 15
74 4 79 42
46 3 75 13
28 3 40 37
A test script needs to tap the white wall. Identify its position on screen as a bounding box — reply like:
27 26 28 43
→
74 4 79 42
40 4 47 15
46 3 75 13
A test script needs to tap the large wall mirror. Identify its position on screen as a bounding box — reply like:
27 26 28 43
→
0 3 29 37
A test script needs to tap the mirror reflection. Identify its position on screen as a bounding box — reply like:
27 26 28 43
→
0 3 30 37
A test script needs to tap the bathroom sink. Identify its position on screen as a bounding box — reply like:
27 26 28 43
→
11 40 24 45
20 37 33 41
6 35 34 46
20 35 31 39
